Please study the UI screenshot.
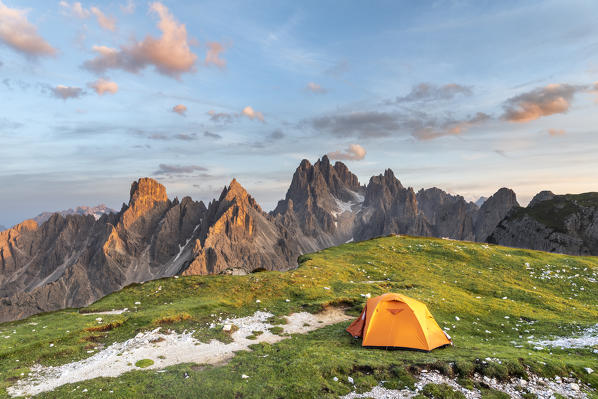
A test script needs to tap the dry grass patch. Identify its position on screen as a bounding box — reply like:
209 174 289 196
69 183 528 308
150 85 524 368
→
153 313 192 326
84 321 123 332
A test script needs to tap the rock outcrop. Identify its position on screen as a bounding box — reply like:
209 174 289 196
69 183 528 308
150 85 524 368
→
474 188 519 241
273 155 365 249
488 192 598 255
416 187 478 241
184 179 299 275
353 169 428 241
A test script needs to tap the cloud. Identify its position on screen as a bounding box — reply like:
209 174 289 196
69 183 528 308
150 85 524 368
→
502 83 585 123
207 110 234 123
146 132 197 141
310 109 490 141
389 83 472 104
411 112 490 141
306 82 326 94
310 111 400 138
241 106 264 122
207 107 265 123
324 59 349 76
0 1 56 58
153 163 207 175
172 104 187 116
205 42 226 68
90 7 116 31
82 2 196 79
327 144 366 161
88 78 118 95
204 131 221 139
592 82 598 104
59 1 89 18
120 0 135 14
51 85 83 99
548 128 566 136
268 129 284 140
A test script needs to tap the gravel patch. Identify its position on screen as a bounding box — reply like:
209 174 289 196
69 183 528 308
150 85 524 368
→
341 369 590 399
530 324 598 351
7 308 350 397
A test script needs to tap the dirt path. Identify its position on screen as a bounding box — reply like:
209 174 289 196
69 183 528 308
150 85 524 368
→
7 308 351 397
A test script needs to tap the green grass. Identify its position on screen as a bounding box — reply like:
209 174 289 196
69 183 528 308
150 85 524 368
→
134 359 154 368
1 235 597 398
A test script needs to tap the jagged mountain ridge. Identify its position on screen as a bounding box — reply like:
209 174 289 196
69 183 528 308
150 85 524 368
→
0 156 548 322
33 204 116 225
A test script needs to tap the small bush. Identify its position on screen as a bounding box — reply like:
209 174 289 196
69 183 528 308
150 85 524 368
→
421 383 465 399
135 359 154 368
455 360 475 378
267 316 287 325
268 326 284 335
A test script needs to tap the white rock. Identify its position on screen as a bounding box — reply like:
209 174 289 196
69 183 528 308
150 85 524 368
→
333 377 338 382
222 324 232 332
455 316 460 321
134 302 141 305
584 367 594 374
347 376 354 384
285 299 290 302
241 374 249 379
255 300 261 303
569 382 580 391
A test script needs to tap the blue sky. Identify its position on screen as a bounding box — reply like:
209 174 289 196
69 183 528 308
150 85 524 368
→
1 0 598 227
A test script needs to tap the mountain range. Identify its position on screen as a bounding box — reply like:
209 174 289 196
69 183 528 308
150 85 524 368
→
1 156 596 322
32 204 116 225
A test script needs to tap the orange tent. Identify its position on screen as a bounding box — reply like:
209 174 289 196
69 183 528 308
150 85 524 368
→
346 293 452 351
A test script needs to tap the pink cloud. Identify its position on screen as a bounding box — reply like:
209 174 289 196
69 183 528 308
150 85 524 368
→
83 2 197 79
205 42 226 68
502 83 583 123
88 78 118 95
91 7 116 31
172 104 187 116
327 144 366 161
306 82 326 93
548 128 565 136
0 1 56 58
242 106 264 122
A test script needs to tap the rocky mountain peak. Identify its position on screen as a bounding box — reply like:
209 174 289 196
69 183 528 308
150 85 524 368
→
122 178 169 230
363 168 404 207
129 178 168 206
474 187 519 241
528 190 555 208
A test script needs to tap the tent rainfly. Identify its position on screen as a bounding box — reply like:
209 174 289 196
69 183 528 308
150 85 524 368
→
346 293 452 351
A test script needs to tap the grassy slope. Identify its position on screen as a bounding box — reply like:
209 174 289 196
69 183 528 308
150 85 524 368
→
0 235 597 398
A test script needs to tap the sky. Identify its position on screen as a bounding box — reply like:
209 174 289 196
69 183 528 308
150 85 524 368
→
1 0 598 227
